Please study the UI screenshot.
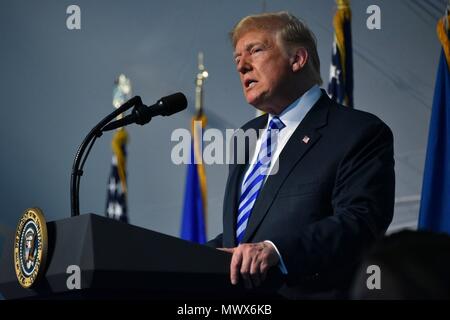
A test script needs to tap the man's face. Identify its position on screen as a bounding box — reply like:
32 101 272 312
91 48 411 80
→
234 30 295 113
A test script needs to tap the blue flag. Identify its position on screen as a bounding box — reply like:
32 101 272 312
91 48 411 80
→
418 17 450 234
180 117 207 243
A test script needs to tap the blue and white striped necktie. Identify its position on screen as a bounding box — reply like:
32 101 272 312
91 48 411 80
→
236 116 286 243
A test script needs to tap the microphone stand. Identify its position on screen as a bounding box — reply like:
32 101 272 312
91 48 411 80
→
70 96 142 217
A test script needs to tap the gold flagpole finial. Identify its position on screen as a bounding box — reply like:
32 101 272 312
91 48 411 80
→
195 52 208 116
113 74 132 120
336 0 350 9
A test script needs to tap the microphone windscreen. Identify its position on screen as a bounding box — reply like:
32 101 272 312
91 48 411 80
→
160 92 187 116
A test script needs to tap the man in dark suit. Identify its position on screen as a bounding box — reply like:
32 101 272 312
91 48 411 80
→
207 11 395 299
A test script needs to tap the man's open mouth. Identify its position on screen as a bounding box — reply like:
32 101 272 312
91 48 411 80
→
245 79 257 89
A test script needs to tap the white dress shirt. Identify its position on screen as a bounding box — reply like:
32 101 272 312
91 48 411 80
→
240 84 322 274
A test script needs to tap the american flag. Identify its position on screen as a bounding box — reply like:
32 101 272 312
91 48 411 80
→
105 75 131 223
328 0 354 108
105 128 129 223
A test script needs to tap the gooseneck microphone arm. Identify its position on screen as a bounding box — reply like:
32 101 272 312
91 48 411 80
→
70 92 187 218
70 96 142 217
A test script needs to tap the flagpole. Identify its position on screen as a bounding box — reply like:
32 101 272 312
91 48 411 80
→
195 52 208 117
180 54 209 243
113 74 132 119
194 52 208 227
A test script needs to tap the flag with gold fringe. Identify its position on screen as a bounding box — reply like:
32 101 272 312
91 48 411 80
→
328 0 354 107
180 114 208 243
180 53 208 243
105 75 131 223
418 14 450 234
105 128 129 223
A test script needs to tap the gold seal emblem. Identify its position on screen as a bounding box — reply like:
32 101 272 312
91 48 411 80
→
14 208 48 288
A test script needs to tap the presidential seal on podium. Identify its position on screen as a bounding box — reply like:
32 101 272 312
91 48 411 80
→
14 207 48 288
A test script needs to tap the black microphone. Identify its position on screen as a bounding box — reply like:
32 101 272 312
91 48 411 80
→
102 92 187 132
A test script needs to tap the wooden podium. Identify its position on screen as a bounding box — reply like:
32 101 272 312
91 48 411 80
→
0 214 282 299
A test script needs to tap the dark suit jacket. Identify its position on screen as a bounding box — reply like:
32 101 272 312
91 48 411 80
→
208 91 395 299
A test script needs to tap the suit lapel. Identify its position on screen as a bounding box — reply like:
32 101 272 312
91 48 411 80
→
240 94 330 243
222 163 243 247
222 115 268 247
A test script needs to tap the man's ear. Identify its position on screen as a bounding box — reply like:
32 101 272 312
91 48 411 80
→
291 47 308 72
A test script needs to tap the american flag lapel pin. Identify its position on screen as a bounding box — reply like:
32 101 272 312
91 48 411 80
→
302 136 310 144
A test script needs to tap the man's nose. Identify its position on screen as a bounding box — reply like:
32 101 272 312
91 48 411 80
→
237 56 252 74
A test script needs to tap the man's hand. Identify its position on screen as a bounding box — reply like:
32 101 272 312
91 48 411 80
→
219 242 279 289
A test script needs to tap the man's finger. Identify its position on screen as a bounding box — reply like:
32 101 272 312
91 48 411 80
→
240 249 253 289
260 261 268 282
250 256 262 287
230 249 242 285
218 247 235 253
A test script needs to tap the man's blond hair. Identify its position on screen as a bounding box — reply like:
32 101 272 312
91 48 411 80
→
230 11 322 85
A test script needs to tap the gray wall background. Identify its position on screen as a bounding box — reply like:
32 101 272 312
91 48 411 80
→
0 0 445 242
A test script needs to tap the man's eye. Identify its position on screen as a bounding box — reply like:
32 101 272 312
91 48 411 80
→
252 47 263 54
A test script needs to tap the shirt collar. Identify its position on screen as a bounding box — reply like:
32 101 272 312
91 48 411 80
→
268 84 322 127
